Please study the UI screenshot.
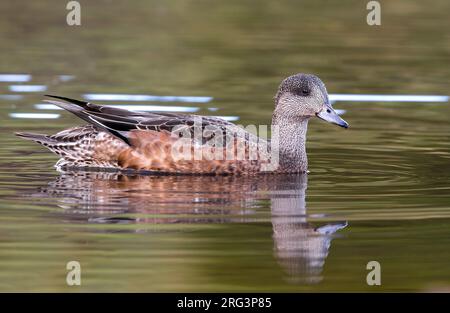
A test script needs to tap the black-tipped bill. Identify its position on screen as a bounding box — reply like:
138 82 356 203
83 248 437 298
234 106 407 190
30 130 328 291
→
316 107 349 128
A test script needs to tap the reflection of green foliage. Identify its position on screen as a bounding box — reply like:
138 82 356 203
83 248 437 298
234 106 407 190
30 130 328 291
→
0 1 448 101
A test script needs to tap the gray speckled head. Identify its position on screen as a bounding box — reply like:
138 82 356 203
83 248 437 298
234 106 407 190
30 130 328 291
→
275 73 329 106
274 73 348 128
272 73 348 173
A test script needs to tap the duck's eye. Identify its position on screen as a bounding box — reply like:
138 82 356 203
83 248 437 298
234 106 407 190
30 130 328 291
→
326 109 331 113
301 88 310 96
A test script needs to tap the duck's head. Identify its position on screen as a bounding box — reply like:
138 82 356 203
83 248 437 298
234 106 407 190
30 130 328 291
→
274 73 348 128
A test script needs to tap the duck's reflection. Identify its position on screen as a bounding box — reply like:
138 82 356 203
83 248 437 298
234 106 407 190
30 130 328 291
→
33 170 347 283
269 175 347 284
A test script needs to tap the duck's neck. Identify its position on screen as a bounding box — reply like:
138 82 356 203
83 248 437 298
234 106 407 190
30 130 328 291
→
271 115 309 173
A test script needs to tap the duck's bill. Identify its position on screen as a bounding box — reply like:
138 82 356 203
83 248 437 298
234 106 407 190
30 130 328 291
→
316 108 349 128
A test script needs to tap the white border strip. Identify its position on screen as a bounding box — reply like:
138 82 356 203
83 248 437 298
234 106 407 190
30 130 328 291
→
84 93 213 103
35 103 199 113
9 113 61 119
0 74 31 82
329 94 448 103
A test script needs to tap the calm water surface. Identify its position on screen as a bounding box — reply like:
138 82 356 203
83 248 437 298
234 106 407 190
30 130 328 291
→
0 0 449 291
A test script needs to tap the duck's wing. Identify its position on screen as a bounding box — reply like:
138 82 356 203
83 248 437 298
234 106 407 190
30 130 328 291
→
44 95 242 146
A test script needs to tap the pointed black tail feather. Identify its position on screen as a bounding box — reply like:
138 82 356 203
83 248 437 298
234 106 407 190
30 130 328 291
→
42 95 132 145
45 94 90 108
15 132 56 145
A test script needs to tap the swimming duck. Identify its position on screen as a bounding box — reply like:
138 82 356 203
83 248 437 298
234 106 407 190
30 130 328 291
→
16 73 348 175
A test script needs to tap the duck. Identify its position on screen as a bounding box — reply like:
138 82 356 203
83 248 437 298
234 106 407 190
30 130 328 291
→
16 73 348 175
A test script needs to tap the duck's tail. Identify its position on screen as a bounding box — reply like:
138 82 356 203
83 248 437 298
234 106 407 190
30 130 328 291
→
15 132 57 146
15 125 128 169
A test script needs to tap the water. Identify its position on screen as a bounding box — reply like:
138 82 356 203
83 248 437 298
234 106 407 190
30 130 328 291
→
0 0 449 292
